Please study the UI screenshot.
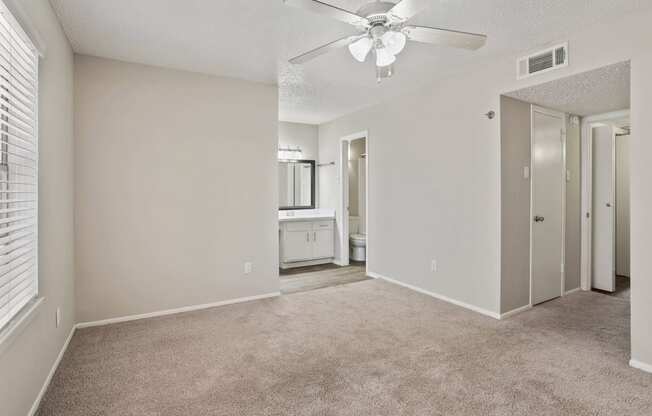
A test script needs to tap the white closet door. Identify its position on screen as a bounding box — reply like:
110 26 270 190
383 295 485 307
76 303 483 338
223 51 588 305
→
531 108 565 305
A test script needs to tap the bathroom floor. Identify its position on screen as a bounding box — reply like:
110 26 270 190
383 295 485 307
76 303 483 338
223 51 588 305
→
593 275 630 300
280 262 369 294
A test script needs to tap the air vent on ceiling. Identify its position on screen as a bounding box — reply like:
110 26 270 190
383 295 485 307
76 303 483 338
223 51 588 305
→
517 43 568 80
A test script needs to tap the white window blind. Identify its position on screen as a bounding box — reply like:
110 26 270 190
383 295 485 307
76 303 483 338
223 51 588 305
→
0 3 38 331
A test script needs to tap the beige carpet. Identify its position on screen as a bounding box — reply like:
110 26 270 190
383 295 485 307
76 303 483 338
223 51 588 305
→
37 279 652 415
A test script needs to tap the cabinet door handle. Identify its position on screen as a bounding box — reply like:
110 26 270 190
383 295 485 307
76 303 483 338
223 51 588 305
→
306 232 309 242
314 231 317 241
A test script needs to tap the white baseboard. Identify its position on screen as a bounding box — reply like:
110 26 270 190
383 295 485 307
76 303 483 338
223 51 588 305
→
76 292 281 329
499 304 532 320
630 359 652 374
565 287 582 295
28 325 76 416
368 271 500 320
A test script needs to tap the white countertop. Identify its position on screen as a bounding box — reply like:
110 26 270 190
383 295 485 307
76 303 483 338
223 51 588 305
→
279 209 335 223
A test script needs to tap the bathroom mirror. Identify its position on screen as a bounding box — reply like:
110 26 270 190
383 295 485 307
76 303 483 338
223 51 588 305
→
279 160 315 210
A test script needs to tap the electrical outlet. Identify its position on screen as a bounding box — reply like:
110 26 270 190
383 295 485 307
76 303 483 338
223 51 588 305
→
244 262 253 275
55 307 61 328
431 260 438 273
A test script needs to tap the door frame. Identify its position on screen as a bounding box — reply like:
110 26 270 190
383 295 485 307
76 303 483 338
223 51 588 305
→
580 110 630 291
338 130 368 274
529 105 567 306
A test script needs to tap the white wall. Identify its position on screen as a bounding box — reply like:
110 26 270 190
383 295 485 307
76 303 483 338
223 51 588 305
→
319 5 652 347
0 1 75 415
278 121 318 161
630 53 652 369
74 56 279 323
499 96 531 313
319 78 501 314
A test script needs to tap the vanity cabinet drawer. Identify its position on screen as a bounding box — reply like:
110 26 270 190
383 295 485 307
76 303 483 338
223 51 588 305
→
313 221 334 230
284 221 313 232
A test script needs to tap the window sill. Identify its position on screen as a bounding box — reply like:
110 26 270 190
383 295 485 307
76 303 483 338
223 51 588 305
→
0 297 45 356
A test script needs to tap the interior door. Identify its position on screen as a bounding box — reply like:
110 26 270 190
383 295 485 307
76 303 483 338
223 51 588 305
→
592 125 616 291
531 108 565 305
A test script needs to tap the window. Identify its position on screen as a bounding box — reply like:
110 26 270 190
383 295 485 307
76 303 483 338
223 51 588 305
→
0 3 39 331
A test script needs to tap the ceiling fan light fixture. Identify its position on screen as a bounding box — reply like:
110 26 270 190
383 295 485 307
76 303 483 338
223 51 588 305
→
375 47 396 67
348 37 373 62
381 30 407 55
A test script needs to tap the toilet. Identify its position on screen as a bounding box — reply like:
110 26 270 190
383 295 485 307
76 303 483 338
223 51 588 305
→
349 216 367 262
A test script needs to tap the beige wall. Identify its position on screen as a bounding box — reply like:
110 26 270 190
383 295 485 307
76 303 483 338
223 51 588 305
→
499 96 531 313
74 56 279 323
319 74 502 314
0 1 75 415
278 121 318 161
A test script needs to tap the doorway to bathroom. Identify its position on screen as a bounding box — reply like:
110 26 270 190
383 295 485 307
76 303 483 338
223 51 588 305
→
338 131 369 273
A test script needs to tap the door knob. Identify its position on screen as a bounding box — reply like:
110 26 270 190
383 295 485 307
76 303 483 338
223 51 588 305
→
606 203 612 207
534 216 545 223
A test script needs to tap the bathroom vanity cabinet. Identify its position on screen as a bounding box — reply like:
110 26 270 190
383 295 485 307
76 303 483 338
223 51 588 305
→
279 219 334 269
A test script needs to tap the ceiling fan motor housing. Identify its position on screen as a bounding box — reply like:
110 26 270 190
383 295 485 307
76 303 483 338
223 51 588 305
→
369 24 388 40
356 1 395 18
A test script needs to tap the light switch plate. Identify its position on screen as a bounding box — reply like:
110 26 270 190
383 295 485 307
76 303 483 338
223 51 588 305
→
244 262 253 275
523 166 530 179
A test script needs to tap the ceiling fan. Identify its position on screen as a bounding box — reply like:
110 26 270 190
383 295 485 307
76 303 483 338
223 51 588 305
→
284 0 487 81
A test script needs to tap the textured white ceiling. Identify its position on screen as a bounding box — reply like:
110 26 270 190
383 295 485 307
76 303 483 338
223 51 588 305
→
50 0 651 124
505 61 630 116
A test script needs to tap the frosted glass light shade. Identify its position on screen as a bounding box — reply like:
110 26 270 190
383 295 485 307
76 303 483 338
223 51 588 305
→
348 37 373 62
382 31 407 56
375 47 396 67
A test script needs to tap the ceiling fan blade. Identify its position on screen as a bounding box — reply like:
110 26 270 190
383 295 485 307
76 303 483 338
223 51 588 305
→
289 35 364 64
388 0 433 21
404 25 487 50
283 0 368 26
